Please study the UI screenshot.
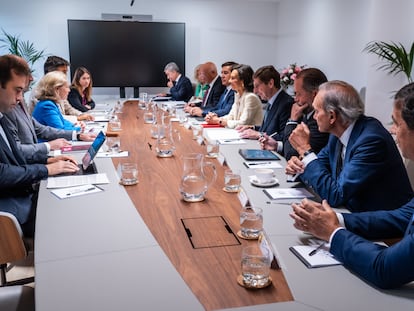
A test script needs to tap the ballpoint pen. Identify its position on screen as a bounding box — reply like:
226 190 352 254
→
66 186 96 196
308 242 325 256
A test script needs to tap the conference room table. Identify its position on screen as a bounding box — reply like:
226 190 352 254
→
35 100 414 310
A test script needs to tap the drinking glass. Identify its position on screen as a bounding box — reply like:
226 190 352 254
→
240 207 263 239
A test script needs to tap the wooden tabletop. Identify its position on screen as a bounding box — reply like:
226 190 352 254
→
111 101 293 310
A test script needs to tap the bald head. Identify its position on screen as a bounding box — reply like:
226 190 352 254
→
199 62 218 84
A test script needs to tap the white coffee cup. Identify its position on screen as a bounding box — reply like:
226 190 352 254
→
254 168 274 183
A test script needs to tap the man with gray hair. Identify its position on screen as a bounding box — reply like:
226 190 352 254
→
285 80 412 212
163 62 193 102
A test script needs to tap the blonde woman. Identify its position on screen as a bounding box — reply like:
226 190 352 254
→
68 66 95 112
32 71 82 131
206 64 263 128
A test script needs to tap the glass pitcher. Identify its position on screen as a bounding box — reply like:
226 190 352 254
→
155 124 180 157
180 153 217 202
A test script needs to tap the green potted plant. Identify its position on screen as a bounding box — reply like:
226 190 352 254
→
363 40 414 83
0 29 46 75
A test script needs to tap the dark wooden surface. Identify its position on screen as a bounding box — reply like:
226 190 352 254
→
111 101 293 310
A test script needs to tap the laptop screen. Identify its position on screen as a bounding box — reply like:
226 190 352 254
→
81 131 107 170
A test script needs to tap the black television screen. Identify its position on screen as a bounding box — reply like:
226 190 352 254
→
67 19 185 88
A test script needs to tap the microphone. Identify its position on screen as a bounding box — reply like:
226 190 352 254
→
130 0 135 6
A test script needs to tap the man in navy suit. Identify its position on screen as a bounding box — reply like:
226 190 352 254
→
238 65 293 142
163 62 193 102
0 54 79 237
286 80 413 212
290 83 414 289
188 61 237 118
259 68 330 160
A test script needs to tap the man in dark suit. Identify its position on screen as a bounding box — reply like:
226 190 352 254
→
3 73 95 163
188 61 237 118
163 62 193 102
259 68 329 160
238 65 293 142
286 80 412 212
290 83 414 289
0 54 80 237
186 62 225 112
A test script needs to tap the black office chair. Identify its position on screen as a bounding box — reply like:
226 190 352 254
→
0 285 35 311
0 212 34 287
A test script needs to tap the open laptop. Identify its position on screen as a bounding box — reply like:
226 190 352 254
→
71 131 106 175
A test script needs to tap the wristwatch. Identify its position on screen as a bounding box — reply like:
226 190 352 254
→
300 149 314 160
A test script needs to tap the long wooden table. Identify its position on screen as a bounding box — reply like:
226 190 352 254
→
112 101 293 310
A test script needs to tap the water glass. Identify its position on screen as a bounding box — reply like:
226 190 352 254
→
240 207 263 239
139 92 148 109
206 140 219 158
192 125 202 140
120 163 138 185
224 169 241 192
106 136 120 153
109 117 122 131
241 245 271 288
143 110 155 124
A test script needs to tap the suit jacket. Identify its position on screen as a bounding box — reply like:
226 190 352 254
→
330 201 414 289
0 115 48 225
257 90 293 141
169 75 194 102
224 92 263 129
32 100 80 131
202 76 226 109
300 115 413 212
67 88 95 112
282 110 329 160
202 88 235 117
4 104 73 163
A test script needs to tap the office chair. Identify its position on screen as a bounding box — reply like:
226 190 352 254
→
0 212 34 287
0 285 35 311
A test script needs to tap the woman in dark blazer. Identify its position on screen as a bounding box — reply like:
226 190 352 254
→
68 67 95 112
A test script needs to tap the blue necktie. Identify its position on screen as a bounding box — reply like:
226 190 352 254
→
404 213 414 237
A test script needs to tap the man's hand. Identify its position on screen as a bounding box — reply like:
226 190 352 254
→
189 107 203 117
289 199 340 241
285 156 305 175
290 102 309 121
77 114 94 121
48 138 71 150
289 122 311 155
235 125 252 132
46 156 79 176
239 128 260 139
79 132 97 141
259 133 278 151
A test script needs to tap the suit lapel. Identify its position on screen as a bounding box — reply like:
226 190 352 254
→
0 117 26 165
16 106 38 142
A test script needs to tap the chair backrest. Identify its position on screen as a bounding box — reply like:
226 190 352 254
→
0 213 27 264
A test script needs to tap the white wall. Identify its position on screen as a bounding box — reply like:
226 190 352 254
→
1 0 413 123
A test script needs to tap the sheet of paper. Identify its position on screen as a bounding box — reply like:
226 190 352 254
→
47 173 109 189
203 128 241 141
51 184 103 199
264 188 314 200
244 161 283 169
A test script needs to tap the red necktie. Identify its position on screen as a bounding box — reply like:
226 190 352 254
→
201 86 210 107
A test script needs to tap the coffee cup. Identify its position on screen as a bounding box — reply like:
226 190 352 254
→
254 168 274 184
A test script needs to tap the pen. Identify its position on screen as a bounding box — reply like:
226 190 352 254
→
308 242 325 256
248 161 272 166
268 131 278 138
66 187 96 196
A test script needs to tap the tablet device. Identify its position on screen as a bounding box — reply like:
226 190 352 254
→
81 131 106 170
238 149 280 161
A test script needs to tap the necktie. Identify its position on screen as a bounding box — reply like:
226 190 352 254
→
404 213 414 237
335 141 343 177
261 102 272 129
201 85 210 107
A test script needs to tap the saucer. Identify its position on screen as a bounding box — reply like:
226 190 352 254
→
249 176 279 187
237 275 272 289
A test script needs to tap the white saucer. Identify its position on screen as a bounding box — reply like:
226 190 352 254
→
249 175 279 187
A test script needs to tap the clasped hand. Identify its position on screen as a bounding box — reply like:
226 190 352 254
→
289 199 340 241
